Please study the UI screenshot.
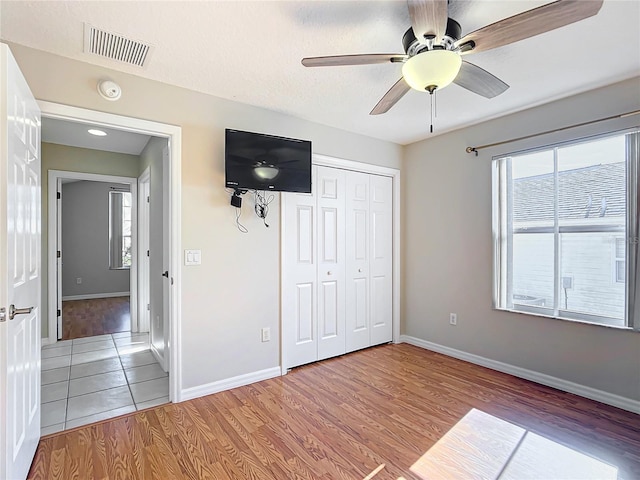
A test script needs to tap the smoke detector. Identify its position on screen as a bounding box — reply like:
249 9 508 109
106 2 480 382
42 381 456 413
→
97 80 122 101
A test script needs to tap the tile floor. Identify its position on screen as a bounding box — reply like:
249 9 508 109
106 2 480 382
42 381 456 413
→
41 331 169 435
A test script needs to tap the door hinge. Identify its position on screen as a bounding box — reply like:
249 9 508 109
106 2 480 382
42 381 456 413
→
57 309 61 317
57 251 61 259
0 307 6 323
147 196 150 203
57 192 61 200
147 250 150 257
147 303 150 311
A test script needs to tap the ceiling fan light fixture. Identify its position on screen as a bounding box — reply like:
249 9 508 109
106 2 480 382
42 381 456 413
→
402 50 462 92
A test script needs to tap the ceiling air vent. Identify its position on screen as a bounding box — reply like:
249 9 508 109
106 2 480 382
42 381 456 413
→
84 24 153 68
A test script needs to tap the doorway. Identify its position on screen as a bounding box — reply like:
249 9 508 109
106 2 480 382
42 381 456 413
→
51 172 137 342
39 102 182 434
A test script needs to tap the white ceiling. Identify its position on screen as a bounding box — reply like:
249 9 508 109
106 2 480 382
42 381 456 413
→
2 1 639 145
42 117 151 155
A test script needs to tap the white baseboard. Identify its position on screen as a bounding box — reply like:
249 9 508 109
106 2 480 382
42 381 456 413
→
400 335 640 415
62 292 130 301
150 343 167 373
180 367 281 402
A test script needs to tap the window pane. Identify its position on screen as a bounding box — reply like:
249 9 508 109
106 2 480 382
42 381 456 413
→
557 135 626 227
559 233 625 324
616 261 625 283
122 192 132 236
123 236 132 267
512 150 555 230
512 233 554 309
615 238 625 258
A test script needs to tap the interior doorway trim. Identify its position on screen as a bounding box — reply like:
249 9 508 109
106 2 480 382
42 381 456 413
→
138 166 151 334
39 100 182 403
279 153 401 373
48 170 138 340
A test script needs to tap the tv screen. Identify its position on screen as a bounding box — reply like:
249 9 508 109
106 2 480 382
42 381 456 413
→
225 129 312 193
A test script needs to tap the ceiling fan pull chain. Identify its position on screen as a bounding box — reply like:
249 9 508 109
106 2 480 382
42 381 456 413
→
434 88 437 118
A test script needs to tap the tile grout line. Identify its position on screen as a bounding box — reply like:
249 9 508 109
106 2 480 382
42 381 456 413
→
42 332 161 433
115 333 140 411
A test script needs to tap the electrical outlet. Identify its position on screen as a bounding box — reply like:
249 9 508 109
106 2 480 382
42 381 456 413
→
76 277 82 284
449 313 457 325
261 327 271 342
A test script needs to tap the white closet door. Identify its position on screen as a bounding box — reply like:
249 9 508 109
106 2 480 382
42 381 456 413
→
369 174 393 345
345 171 370 353
282 167 318 368
316 166 346 360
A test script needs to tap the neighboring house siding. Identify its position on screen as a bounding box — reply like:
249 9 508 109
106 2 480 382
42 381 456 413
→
513 233 554 307
559 233 624 319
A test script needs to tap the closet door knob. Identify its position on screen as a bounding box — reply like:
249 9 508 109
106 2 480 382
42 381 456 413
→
327 271 332 276
358 268 362 273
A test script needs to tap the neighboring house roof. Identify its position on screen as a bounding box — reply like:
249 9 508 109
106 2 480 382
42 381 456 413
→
513 163 625 222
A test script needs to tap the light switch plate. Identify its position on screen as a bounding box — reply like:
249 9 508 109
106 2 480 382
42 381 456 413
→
184 249 201 266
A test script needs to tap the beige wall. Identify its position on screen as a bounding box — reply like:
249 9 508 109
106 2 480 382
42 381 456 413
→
403 77 640 402
10 43 402 391
41 142 140 337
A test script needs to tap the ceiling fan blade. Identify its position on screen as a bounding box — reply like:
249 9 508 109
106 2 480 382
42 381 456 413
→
370 78 411 115
408 0 448 43
302 54 406 67
454 61 509 99
454 0 604 55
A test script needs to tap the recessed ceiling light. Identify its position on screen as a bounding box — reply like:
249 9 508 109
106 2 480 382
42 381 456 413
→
88 129 107 136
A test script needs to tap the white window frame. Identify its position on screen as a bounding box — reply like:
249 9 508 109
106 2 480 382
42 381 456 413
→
492 128 639 330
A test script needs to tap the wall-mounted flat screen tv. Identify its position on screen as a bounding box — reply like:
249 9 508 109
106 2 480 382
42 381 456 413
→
225 129 312 193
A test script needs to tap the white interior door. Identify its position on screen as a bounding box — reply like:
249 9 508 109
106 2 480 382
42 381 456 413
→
369 174 393 345
138 168 150 333
55 178 62 339
0 43 42 480
161 146 170 371
316 166 345 360
345 171 370 353
282 167 318 369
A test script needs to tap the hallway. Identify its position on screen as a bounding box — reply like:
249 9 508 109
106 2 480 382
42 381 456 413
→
41 332 169 435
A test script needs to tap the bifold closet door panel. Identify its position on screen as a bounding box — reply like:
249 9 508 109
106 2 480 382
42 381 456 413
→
282 166 318 369
345 170 371 353
369 174 393 346
316 166 347 361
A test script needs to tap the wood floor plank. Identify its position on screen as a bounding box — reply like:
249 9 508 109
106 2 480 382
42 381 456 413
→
62 296 131 340
29 344 640 479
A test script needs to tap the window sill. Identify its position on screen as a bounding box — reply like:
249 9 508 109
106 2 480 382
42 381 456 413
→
496 306 637 332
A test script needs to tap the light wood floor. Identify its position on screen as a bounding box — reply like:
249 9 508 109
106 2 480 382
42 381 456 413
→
62 297 131 340
28 344 640 479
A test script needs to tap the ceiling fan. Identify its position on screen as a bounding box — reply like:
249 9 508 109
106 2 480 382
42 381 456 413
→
302 0 604 119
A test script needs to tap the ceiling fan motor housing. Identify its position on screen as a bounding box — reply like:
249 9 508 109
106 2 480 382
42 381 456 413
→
402 18 462 55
